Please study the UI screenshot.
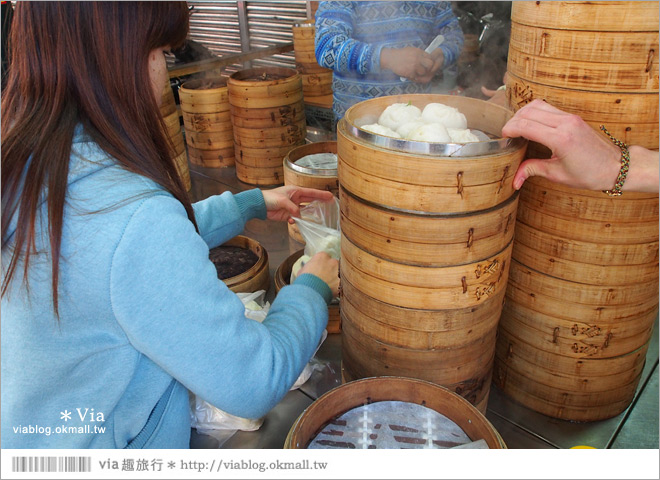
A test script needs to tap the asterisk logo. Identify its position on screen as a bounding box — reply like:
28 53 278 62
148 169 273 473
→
60 410 72 421
167 461 176 469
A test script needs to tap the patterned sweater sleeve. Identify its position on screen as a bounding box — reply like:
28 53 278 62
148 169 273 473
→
315 1 383 75
435 1 464 68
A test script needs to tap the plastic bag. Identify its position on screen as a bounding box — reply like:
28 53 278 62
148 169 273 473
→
236 290 269 323
290 198 341 283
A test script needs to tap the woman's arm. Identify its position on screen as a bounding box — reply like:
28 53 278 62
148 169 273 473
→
315 1 381 75
110 195 332 420
434 1 464 68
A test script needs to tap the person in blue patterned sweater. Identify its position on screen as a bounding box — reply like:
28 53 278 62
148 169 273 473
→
315 1 464 120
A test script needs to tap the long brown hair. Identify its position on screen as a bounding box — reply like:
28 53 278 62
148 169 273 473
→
1 2 195 313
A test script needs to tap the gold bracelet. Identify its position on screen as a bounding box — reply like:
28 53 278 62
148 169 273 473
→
600 125 630 197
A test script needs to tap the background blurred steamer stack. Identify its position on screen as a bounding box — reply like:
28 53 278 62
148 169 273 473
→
179 78 235 169
292 19 333 103
497 1 659 421
228 67 307 186
161 82 191 191
338 94 526 413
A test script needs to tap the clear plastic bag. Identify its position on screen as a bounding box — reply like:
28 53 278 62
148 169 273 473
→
290 198 341 283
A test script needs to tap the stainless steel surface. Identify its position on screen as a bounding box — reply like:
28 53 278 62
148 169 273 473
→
611 363 659 449
186 134 659 450
340 118 525 157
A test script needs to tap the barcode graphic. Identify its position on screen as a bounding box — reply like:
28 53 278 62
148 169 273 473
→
11 456 92 473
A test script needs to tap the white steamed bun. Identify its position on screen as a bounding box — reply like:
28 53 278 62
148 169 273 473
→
408 123 451 143
447 128 480 143
396 120 426 139
378 103 422 131
361 123 402 138
421 103 467 129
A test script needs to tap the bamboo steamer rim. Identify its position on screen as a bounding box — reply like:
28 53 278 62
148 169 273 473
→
274 250 305 292
284 376 506 449
180 77 228 92
342 182 520 218
229 67 300 85
284 141 338 176
342 94 526 157
216 235 268 289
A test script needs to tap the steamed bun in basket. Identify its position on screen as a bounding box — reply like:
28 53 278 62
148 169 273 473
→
421 103 467 129
378 103 422 131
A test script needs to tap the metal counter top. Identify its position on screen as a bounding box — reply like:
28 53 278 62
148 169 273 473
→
187 154 659 451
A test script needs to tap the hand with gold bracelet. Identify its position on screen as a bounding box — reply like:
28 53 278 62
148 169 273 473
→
502 100 659 194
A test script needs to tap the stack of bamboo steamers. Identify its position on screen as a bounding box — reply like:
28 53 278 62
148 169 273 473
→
161 82 190 190
228 68 307 185
338 94 526 413
292 19 333 103
497 1 659 421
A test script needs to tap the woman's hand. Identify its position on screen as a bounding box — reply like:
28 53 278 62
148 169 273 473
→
298 252 340 298
410 48 444 84
481 73 508 107
381 46 434 81
262 186 334 223
481 86 507 107
502 100 622 191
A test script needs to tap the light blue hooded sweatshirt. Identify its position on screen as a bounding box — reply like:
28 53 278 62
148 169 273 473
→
1 129 331 448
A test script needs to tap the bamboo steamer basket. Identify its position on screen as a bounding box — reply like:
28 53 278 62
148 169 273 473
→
179 78 235 168
300 71 333 97
340 187 518 266
510 1 660 32
161 83 191 191
496 184 658 421
338 95 526 213
496 1 660 421
229 103 306 129
284 377 506 449
284 141 338 243
228 68 307 185
338 94 526 411
507 45 658 93
160 83 177 117
274 249 340 334
292 19 333 98
216 235 270 294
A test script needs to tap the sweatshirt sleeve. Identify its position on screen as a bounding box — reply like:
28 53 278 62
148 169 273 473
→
315 1 383 75
192 189 267 248
435 2 464 68
109 194 328 420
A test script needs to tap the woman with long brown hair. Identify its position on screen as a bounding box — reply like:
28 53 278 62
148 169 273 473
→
1 2 338 448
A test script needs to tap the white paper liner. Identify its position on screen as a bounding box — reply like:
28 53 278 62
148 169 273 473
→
308 400 485 449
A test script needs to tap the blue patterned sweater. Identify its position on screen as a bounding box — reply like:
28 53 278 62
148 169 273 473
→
315 1 464 119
